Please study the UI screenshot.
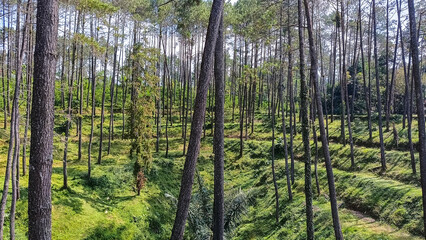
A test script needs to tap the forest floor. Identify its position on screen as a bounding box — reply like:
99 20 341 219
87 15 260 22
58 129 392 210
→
0 108 423 239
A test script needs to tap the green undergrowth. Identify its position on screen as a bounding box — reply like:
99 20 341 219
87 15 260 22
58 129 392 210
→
0 109 423 239
326 116 420 151
328 142 420 185
223 137 422 239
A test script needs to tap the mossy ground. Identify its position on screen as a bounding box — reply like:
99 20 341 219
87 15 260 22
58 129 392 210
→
0 107 422 239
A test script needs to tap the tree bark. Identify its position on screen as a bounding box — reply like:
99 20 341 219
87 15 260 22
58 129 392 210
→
288 17 295 185
304 0 343 238
384 0 390 131
98 17 111 164
88 15 96 178
63 11 81 189
340 0 355 168
77 17 85 161
170 0 224 238
281 0 293 201
22 0 34 177
298 0 314 238
213 13 224 240
407 0 426 236
108 26 119 155
28 0 59 238
373 0 387 171
359 0 372 140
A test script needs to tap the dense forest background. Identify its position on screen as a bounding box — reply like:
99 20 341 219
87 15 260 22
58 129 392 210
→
0 0 426 239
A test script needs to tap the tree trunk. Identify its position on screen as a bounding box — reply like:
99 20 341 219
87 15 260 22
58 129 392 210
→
170 0 224 238
271 69 279 223
98 17 111 164
338 14 346 146
311 82 320 196
28 0 59 238
373 0 387 171
108 27 119 155
288 17 295 185
387 12 400 125
304 0 344 238
88 16 96 178
359 0 372 140
331 24 337 123
22 1 34 177
213 13 224 240
1 0 7 129
396 0 415 174
407 0 426 236
63 11 81 189
340 0 355 168
77 18 85 161
384 0 390 131
298 0 314 238
6 2 24 235
156 27 162 153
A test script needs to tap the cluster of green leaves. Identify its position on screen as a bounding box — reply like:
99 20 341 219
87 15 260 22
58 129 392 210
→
73 33 105 56
165 171 254 240
74 0 118 14
126 43 160 174
173 0 210 38
238 65 259 85
231 0 277 43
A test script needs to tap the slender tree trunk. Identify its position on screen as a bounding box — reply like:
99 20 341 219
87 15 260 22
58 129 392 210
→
156 27 162 153
9 0 25 234
213 13 224 240
1 0 7 129
108 28 119 155
350 14 359 122
298 0 314 238
271 69 279 223
170 0 224 238
338 15 346 146
88 15 96 178
6 1 10 120
318 24 329 139
0 101 14 238
288 18 295 185
388 15 400 123
77 18 85 161
98 17 111 164
367 5 373 141
396 0 415 174
311 81 320 196
304 0 343 238
0 0 16 225
22 1 34 177
63 11 81 189
277 0 293 201
251 45 258 134
384 0 390 131
239 83 246 157
10 112 18 240
359 0 372 140
331 24 337 123
407 0 426 236
373 0 387 171
232 34 237 122
340 0 355 168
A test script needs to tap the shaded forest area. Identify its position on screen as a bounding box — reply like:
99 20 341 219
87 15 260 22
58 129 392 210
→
0 0 426 239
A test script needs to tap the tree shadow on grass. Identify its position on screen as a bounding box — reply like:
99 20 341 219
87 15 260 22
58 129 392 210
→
84 223 128 240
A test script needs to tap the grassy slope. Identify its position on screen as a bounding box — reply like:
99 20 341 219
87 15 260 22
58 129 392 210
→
0 109 422 239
